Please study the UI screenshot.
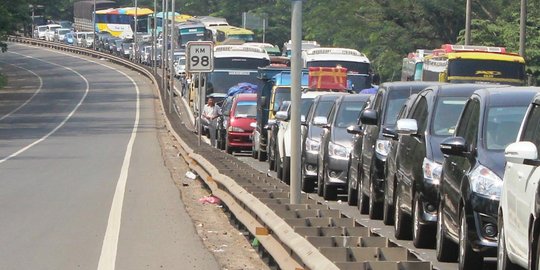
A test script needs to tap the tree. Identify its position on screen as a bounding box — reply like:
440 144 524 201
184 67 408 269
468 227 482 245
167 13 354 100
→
0 0 30 52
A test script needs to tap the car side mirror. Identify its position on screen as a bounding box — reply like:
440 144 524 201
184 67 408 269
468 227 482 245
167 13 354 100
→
322 123 331 129
396 119 418 136
301 115 307 125
313 116 328 126
360 109 378 125
505 141 538 164
382 127 398 140
265 119 277 130
275 111 289 121
440 136 468 157
250 122 257 129
346 125 363 135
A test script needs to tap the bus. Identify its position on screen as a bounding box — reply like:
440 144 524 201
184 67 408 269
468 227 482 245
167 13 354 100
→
302 47 372 92
282 40 319 58
188 45 270 114
401 49 432 81
210 25 255 45
94 7 153 38
148 12 192 37
73 0 117 32
422 44 526 85
176 21 212 48
188 16 229 28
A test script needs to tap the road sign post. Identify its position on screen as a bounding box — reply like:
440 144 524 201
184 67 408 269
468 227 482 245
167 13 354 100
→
186 41 214 146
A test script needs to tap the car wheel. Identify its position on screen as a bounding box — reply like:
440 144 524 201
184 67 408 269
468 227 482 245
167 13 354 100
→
268 144 275 171
257 149 267 161
323 172 337 200
276 148 283 180
251 146 258 159
357 175 369 214
301 169 315 193
226 142 233 154
497 216 519 270
436 200 458 262
347 179 358 206
368 176 383 219
283 157 291 185
317 167 324 196
382 179 394 225
458 206 483 270
412 194 434 248
394 194 412 239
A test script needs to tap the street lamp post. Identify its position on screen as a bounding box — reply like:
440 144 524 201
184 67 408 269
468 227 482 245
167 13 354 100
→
134 0 138 63
465 0 471 45
93 0 96 50
290 0 302 205
169 0 175 113
162 0 169 93
153 0 157 74
520 0 527 58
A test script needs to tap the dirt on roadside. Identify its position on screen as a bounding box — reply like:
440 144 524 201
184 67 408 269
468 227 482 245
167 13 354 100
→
154 98 271 270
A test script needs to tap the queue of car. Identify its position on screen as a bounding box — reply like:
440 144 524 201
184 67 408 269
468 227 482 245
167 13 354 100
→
29 22 540 269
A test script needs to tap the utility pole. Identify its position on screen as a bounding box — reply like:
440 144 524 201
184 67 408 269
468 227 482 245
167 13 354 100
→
290 0 302 205
93 0 96 50
169 0 175 113
520 0 527 58
162 0 169 92
153 0 157 74
465 0 471 45
134 0 138 62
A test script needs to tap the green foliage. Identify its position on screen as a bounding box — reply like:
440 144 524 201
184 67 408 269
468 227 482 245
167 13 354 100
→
0 0 30 52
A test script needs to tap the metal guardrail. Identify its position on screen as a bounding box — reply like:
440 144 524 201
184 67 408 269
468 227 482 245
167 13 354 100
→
7 36 434 270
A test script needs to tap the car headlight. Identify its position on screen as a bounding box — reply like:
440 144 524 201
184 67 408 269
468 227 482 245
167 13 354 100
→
422 158 442 185
328 141 349 159
228 126 244 132
470 165 503 200
305 137 320 152
375 139 391 157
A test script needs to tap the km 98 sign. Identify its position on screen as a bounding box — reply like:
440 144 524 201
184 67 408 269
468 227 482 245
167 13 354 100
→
186 41 214 72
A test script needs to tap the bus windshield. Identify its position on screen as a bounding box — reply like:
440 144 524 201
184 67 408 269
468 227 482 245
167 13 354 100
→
207 71 264 95
307 61 370 74
448 59 525 85
228 34 254 42
214 57 270 70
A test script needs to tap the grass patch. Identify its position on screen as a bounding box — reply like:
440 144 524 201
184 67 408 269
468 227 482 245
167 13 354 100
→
0 73 6 89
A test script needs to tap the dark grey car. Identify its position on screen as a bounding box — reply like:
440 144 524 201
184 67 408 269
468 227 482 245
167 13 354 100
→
318 94 372 200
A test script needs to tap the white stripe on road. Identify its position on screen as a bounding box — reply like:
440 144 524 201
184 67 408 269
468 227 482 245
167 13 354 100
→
96 69 140 270
12 43 142 269
0 52 89 164
0 60 44 121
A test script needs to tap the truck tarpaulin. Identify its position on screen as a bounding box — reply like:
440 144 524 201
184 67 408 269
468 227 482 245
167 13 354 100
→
308 67 348 90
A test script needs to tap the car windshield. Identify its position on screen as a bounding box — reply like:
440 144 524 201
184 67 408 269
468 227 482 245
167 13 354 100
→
384 90 413 125
301 98 314 118
59 29 70 35
484 106 528 151
334 101 366 128
87 33 95 39
234 101 257 118
273 87 291 112
312 100 334 123
207 71 264 95
431 97 468 136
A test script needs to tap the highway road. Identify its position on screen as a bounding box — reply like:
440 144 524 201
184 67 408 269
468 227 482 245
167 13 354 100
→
0 44 219 270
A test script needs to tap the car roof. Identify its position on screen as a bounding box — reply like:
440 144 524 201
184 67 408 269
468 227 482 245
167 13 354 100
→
340 93 372 102
314 92 347 101
301 90 343 99
428 83 502 97
381 81 446 92
473 87 540 107
234 93 257 100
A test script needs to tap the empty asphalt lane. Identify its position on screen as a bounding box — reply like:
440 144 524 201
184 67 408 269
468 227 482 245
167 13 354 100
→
0 44 219 270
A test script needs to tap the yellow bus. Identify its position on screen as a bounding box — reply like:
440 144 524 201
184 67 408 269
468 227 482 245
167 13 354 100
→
422 44 526 86
95 7 153 38
210 25 255 45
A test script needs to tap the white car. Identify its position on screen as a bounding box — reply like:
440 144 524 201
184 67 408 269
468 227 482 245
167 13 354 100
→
174 53 186 78
35 25 48 39
498 93 540 269
274 90 340 183
44 24 61 41
54 28 71 43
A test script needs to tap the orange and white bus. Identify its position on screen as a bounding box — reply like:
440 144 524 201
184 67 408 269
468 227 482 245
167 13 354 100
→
94 7 153 38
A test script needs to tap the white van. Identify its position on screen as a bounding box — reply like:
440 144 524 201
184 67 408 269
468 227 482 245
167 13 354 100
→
44 24 61 41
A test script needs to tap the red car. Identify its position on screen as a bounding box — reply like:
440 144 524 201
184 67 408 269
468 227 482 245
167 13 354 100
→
225 93 257 154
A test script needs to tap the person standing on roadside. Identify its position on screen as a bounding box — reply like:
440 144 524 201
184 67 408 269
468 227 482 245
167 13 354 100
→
202 97 221 147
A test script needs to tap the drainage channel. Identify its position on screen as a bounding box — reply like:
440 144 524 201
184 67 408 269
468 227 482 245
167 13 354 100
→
156 80 433 270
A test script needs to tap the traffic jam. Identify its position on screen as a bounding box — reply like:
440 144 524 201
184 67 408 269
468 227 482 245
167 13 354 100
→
31 5 540 270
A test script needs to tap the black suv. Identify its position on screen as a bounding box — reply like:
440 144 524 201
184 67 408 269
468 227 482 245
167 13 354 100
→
391 84 488 247
355 81 442 219
436 87 540 269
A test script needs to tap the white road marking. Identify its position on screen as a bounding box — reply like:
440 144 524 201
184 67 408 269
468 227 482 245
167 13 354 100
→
0 60 44 121
96 69 140 270
0 52 89 164
12 43 142 269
